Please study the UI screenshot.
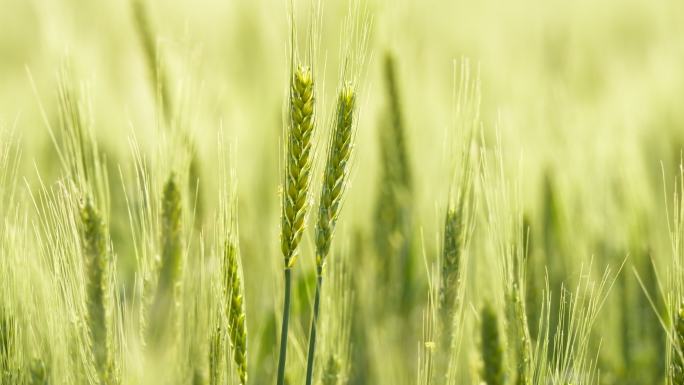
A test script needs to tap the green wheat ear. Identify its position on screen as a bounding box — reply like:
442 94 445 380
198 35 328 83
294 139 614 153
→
439 207 464 327
159 173 184 293
149 173 184 345
481 303 504 385
315 83 356 269
80 198 112 384
306 83 357 385
281 64 316 269
670 303 684 385
224 241 247 385
374 52 414 309
277 63 317 385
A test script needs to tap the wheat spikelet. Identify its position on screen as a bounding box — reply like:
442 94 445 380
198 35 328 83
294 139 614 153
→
224 241 247 385
79 198 113 384
438 207 463 329
511 287 531 385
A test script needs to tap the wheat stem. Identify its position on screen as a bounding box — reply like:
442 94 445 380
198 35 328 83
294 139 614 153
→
276 268 293 385
305 274 323 385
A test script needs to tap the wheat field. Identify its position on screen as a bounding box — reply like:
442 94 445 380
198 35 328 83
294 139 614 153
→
1 0 684 384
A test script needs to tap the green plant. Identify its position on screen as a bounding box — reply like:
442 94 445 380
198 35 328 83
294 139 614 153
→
149 173 185 346
224 240 247 385
79 199 113 384
277 63 317 385
305 82 356 385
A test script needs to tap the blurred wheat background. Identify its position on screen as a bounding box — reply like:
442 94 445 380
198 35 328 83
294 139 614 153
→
2 0 684 384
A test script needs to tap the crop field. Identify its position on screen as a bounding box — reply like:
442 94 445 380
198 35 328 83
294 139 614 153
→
1 0 684 384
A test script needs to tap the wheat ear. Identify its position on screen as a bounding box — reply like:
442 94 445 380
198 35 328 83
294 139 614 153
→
277 64 316 385
224 241 247 385
305 83 356 385
149 173 184 345
80 198 114 384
